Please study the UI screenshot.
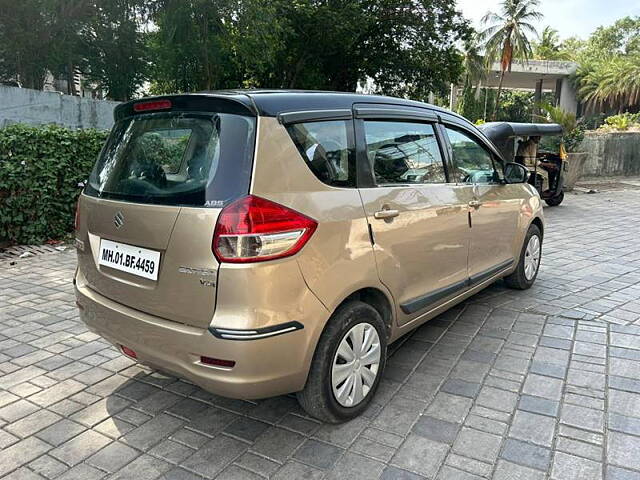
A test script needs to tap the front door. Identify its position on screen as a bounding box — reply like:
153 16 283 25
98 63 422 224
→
357 119 471 325
442 126 523 283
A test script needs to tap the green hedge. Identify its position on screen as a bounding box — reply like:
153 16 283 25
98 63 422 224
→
0 124 108 244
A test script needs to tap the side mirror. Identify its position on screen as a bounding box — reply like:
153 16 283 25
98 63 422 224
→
503 162 529 184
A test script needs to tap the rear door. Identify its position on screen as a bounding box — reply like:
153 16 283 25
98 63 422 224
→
77 99 256 329
441 125 523 282
355 106 471 325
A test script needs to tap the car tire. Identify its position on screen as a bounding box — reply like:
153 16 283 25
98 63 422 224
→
504 223 542 290
545 190 564 206
297 300 387 423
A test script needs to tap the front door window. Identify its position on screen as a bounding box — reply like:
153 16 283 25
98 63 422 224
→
445 127 499 184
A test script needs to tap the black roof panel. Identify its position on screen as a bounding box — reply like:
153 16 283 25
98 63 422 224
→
200 89 463 119
115 89 472 125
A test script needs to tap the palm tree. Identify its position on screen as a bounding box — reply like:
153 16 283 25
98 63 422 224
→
456 36 488 119
575 56 640 112
538 102 577 132
479 0 542 120
535 26 571 60
461 34 486 96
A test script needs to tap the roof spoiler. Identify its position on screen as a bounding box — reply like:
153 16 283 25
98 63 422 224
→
114 94 257 122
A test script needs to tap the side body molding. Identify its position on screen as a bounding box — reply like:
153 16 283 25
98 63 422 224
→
400 259 514 315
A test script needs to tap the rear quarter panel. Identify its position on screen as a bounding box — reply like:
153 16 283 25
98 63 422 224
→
249 116 393 325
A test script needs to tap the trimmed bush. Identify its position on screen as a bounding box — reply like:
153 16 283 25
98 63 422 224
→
0 124 108 244
600 112 640 132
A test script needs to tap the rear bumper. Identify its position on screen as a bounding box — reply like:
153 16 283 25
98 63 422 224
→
74 272 327 400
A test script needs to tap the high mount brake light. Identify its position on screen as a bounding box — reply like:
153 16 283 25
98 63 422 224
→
133 99 172 112
213 195 317 263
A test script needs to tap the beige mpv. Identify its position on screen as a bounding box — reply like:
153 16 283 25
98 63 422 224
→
75 90 543 422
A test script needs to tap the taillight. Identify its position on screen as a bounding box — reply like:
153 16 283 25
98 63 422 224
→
74 201 80 231
213 195 317 263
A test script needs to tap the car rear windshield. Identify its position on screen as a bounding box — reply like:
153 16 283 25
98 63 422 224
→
85 112 255 207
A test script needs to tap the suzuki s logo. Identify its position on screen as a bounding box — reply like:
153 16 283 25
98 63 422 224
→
114 211 125 229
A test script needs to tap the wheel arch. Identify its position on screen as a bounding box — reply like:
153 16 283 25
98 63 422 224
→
313 287 395 344
339 287 394 339
530 216 544 239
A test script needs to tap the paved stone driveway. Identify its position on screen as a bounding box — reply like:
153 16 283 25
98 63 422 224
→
2 190 640 480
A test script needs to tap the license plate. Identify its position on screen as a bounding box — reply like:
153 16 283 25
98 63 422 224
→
98 239 161 281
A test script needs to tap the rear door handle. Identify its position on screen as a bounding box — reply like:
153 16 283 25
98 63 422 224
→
374 209 400 220
468 200 481 209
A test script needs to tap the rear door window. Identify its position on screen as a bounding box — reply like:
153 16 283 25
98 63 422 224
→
286 120 355 187
85 112 255 207
364 121 446 185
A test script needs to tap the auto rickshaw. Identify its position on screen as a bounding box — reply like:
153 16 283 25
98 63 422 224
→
478 122 566 206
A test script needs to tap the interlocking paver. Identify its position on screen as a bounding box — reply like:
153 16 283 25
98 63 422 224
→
180 436 247 478
86 441 139 472
108 454 172 480
3 190 640 478
425 392 472 423
556 436 603 462
250 426 305 462
561 403 605 432
609 389 640 418
412 415 460 444
551 451 603 480
609 431 640 471
35 419 86 447
392 434 449 477
5 408 61 438
510 410 556 447
522 373 564 401
49 429 111 466
0 436 51 477
326 452 385 479
293 439 344 470
608 466 640 480
500 437 552 471
272 461 324 480
28 455 68 479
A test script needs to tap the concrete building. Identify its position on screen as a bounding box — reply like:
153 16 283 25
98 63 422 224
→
451 59 579 117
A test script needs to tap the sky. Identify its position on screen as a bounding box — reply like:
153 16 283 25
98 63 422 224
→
456 0 640 40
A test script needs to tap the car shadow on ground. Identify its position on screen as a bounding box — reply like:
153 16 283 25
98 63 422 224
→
103 279 526 447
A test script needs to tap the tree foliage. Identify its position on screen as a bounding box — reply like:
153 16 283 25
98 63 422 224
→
479 0 542 119
81 0 150 101
572 16 640 113
0 1 61 89
0 0 470 101
0 0 149 99
589 16 640 56
47 1 95 95
458 88 550 124
148 0 471 99
534 27 572 61
460 34 486 90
